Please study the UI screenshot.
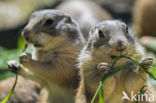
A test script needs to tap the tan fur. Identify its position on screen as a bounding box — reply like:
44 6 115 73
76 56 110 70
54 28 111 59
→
133 0 156 36
0 77 40 103
76 20 156 103
7 10 84 103
20 37 81 103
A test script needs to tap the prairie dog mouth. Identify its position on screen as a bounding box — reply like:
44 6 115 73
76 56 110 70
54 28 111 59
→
110 55 118 59
110 52 127 59
25 40 42 47
34 43 42 47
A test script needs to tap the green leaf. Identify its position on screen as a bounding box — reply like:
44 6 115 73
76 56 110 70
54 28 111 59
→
91 65 131 103
0 36 26 103
130 54 141 57
0 75 18 103
99 82 104 103
91 54 156 103
17 36 26 52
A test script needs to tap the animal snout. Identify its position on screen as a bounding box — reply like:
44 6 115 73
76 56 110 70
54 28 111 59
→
22 29 31 41
115 40 127 51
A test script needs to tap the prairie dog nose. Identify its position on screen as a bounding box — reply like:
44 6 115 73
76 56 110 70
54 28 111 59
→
115 40 127 51
22 29 31 41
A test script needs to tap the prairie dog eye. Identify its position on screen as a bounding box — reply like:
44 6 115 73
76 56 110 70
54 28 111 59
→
125 26 129 33
122 24 128 33
44 19 53 26
98 30 105 38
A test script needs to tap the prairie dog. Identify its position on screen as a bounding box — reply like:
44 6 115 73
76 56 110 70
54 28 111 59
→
133 0 156 36
76 20 154 103
8 9 84 103
56 0 112 40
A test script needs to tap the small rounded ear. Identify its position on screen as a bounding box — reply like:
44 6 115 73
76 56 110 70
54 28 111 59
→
90 27 96 34
89 27 97 40
121 23 128 33
65 16 72 23
121 23 126 29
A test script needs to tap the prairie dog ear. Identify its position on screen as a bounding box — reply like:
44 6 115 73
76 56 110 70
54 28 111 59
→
88 27 98 40
121 23 128 33
65 16 72 23
90 27 97 35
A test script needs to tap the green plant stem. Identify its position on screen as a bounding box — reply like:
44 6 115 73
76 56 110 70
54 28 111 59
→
91 65 131 103
0 36 26 103
0 74 18 103
99 82 104 103
91 82 103 103
91 55 156 103
122 56 156 80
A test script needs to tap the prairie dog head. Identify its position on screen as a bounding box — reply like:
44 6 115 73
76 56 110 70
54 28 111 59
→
86 20 136 60
22 9 84 50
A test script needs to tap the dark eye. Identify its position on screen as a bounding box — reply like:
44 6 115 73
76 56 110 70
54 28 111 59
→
44 19 53 26
98 30 105 38
125 26 129 33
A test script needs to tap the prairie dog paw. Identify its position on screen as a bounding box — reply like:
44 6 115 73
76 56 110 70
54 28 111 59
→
19 52 32 64
97 63 111 75
141 58 153 69
7 60 20 74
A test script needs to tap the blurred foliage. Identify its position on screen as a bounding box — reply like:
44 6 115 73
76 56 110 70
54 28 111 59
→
149 68 156 88
0 48 18 80
0 36 25 80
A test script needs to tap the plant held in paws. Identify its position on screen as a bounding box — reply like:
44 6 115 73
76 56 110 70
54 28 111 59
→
0 37 26 103
75 20 155 103
91 54 155 103
5 10 85 103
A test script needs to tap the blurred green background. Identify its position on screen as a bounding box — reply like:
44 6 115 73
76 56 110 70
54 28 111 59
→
0 37 25 80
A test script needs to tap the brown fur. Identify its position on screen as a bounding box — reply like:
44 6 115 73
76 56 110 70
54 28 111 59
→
0 77 40 103
133 0 156 36
76 20 156 103
7 10 84 103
